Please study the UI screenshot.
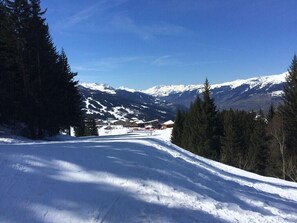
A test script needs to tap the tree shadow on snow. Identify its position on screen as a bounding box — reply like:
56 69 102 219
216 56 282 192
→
0 135 296 222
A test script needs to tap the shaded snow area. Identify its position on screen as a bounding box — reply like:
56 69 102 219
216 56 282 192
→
0 132 297 223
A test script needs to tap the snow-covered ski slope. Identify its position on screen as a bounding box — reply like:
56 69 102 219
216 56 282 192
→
0 132 297 223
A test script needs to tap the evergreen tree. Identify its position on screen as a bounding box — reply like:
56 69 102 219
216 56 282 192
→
181 97 203 154
0 0 26 124
56 49 82 129
27 0 52 137
281 54 297 155
247 114 268 175
4 0 32 126
171 109 186 147
220 110 241 166
84 118 98 136
235 110 255 169
267 112 286 179
0 0 82 138
200 79 220 159
267 104 275 122
74 119 86 137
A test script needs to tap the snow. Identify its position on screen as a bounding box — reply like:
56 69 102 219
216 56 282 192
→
271 90 284 97
98 125 132 136
80 83 116 95
143 84 204 97
80 72 287 100
118 86 138 93
212 72 287 89
143 72 287 97
107 106 135 120
83 97 107 115
154 128 173 141
0 130 296 223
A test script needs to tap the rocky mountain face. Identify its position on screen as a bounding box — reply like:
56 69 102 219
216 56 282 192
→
79 72 286 121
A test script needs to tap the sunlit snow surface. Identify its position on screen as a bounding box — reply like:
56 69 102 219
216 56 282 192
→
0 130 297 223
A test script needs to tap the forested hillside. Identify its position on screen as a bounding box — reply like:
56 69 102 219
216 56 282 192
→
172 56 297 182
0 0 82 139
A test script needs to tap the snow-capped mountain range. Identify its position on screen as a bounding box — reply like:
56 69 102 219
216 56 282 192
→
143 72 286 97
79 72 287 121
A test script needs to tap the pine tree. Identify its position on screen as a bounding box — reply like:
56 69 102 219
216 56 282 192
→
200 79 220 159
27 0 63 137
281 54 297 155
171 109 186 147
0 1 13 122
267 104 275 122
84 118 98 136
74 119 85 137
5 0 32 124
220 110 241 166
267 112 286 179
247 114 268 175
0 0 26 124
1 0 82 138
235 110 255 169
181 97 203 154
56 49 82 129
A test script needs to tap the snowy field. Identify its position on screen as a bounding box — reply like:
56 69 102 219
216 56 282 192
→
0 129 297 223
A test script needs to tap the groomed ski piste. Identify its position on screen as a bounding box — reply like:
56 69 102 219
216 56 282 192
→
0 129 297 223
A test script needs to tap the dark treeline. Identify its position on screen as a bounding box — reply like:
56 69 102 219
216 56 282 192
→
172 55 297 182
75 118 98 137
0 0 82 139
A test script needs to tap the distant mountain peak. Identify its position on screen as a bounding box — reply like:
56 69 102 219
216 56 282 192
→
80 82 116 95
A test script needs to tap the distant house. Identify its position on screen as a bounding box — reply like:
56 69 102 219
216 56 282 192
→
162 120 174 129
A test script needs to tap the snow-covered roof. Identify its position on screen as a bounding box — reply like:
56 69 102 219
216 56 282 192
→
163 120 174 125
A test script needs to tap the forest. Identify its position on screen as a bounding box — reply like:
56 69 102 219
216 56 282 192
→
171 55 297 182
0 0 82 139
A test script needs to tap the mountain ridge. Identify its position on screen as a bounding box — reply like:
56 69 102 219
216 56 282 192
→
79 72 287 121
80 72 287 96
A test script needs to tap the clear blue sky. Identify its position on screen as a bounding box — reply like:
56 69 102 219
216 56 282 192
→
41 0 297 89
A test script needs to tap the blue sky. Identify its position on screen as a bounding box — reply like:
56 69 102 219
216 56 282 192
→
41 0 297 89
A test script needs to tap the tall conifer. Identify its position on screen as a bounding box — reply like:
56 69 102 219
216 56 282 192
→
220 110 241 166
248 114 268 175
0 0 82 138
171 109 186 147
181 97 203 154
282 55 297 154
201 79 220 159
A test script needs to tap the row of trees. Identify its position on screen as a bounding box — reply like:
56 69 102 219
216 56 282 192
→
171 55 297 181
75 118 98 137
0 0 82 138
